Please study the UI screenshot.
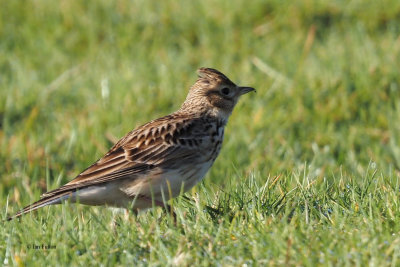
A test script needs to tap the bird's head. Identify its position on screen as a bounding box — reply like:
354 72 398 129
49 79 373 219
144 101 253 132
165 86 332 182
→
181 67 255 121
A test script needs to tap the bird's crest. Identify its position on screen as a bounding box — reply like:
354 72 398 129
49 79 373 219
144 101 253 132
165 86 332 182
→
197 68 235 86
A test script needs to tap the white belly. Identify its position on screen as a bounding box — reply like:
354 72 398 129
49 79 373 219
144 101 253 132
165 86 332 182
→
121 161 213 200
69 161 213 209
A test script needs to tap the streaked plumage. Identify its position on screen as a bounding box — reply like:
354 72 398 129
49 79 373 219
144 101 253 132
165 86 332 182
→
7 67 254 220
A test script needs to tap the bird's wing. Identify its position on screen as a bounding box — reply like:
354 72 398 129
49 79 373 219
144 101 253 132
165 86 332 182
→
6 114 214 221
40 113 216 199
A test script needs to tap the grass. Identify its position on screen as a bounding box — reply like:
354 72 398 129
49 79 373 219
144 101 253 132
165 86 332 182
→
1 0 400 265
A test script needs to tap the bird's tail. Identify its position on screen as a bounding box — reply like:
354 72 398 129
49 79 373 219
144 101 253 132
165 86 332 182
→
6 192 73 221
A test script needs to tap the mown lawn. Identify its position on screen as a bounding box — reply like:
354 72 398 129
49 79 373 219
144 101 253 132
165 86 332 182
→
1 0 400 265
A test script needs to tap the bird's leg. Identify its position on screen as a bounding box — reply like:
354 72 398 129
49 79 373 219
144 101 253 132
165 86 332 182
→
136 196 177 222
110 209 131 231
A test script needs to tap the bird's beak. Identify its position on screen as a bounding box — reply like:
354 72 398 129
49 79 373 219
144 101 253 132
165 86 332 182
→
238 86 256 96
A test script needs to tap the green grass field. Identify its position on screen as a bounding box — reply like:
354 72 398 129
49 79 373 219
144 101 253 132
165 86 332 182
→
2 0 400 265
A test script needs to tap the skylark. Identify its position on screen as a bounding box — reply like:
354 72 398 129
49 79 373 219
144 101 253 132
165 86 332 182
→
7 67 255 221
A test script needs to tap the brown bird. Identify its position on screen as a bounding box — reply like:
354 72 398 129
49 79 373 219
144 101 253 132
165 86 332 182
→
7 67 255 221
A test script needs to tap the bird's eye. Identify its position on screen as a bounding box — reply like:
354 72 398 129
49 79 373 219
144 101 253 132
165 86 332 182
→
221 87 230 95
